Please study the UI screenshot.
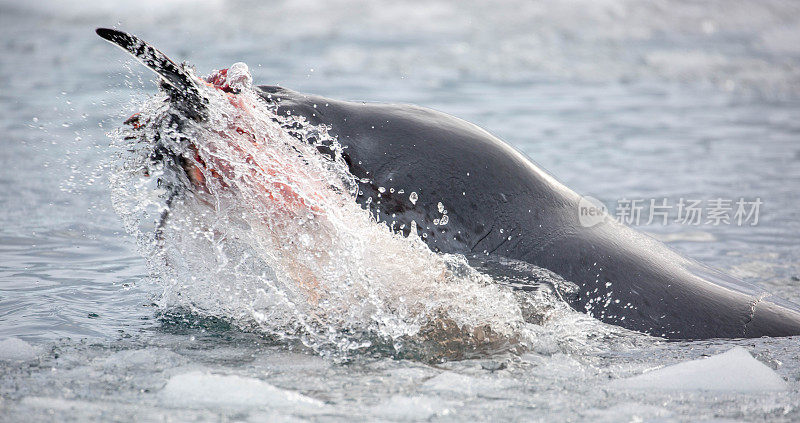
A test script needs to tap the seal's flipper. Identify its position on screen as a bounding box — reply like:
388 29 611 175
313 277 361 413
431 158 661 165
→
96 28 207 119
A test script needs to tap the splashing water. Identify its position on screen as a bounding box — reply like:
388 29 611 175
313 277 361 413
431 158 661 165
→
108 63 609 360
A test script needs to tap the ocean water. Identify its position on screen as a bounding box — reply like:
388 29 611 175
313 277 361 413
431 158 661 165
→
2 0 800 421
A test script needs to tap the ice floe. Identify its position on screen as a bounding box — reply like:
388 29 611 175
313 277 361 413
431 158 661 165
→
0 338 38 361
609 347 787 392
160 371 325 411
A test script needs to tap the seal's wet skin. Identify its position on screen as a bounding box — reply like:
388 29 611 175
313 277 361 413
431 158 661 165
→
97 28 800 340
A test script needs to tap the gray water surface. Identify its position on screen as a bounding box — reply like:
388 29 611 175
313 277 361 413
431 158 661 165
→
2 0 800 421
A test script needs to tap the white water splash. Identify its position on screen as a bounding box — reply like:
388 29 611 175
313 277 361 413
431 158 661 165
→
108 64 614 360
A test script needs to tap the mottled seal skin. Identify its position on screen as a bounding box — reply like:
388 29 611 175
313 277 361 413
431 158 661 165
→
96 27 800 340
258 85 800 340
